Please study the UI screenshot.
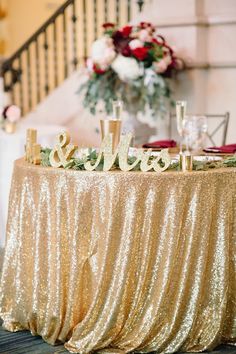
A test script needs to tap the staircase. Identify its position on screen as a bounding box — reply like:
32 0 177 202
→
1 0 145 116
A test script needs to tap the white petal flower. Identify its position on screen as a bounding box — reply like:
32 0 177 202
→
129 39 143 50
91 36 116 66
111 55 143 82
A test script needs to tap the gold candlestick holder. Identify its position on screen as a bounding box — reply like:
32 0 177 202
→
181 154 193 172
4 121 17 134
25 129 40 163
32 144 41 165
100 119 122 151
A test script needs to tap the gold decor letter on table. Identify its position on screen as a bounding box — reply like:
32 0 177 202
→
49 131 78 168
84 133 171 172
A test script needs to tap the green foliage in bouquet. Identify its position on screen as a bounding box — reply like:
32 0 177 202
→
78 68 171 116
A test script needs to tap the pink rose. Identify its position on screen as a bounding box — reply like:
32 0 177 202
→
139 29 152 42
3 105 21 123
153 59 168 73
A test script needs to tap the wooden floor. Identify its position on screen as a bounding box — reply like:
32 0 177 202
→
0 322 235 354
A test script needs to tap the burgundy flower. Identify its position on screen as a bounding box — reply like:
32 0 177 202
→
122 45 132 57
102 23 115 29
120 25 133 37
132 47 150 61
112 31 131 54
93 64 106 75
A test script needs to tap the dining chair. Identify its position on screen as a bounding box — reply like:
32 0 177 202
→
168 112 230 146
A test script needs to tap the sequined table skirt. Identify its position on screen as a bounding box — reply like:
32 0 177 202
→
0 159 236 353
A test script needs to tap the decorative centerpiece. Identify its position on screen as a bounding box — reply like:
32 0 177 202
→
0 104 21 133
78 22 183 143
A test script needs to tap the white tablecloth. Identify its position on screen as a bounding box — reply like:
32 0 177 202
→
0 123 65 248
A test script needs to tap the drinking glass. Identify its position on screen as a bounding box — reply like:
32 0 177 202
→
183 115 208 153
175 101 187 153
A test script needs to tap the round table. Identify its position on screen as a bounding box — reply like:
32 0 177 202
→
0 160 235 353
0 124 65 248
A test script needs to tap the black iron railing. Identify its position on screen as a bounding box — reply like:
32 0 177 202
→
1 0 145 115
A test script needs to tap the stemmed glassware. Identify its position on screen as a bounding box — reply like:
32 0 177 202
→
176 101 187 154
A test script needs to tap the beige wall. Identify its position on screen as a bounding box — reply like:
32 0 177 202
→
5 0 64 55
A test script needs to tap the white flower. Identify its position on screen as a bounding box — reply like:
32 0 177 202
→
139 29 152 42
111 55 143 82
129 39 143 50
91 36 116 68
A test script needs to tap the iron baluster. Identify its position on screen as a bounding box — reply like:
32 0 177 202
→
127 0 131 22
63 10 68 78
72 0 78 69
94 0 98 41
82 0 87 62
44 30 49 95
53 20 59 87
104 0 108 23
26 48 32 110
18 55 24 115
35 38 41 103
116 0 120 26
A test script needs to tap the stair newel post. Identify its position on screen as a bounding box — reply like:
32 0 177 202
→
93 0 98 41
35 38 41 104
43 30 49 96
62 9 68 78
18 55 24 115
82 0 88 63
26 48 32 110
72 0 78 69
53 20 59 88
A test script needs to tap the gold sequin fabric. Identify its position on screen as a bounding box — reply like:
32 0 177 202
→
0 159 236 353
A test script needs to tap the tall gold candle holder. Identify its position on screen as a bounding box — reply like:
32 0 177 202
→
25 129 39 163
32 144 41 165
181 154 193 172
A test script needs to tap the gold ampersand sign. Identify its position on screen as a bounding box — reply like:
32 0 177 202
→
49 132 77 168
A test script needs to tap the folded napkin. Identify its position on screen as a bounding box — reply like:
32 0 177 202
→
204 144 236 154
143 139 177 149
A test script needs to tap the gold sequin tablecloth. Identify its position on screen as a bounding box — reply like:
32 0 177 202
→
0 159 236 353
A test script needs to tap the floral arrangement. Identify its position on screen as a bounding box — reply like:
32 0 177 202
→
79 22 183 117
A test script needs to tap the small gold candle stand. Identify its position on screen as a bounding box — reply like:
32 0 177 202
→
32 144 41 165
4 121 16 134
100 119 122 152
181 154 193 172
25 129 41 164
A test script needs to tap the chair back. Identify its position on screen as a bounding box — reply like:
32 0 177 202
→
169 112 230 146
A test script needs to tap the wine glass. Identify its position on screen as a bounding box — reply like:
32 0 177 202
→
183 115 208 153
175 101 187 154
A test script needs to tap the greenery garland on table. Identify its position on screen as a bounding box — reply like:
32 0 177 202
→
40 148 236 172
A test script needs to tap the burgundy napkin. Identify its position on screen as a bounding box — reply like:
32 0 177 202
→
143 139 177 149
204 144 236 154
